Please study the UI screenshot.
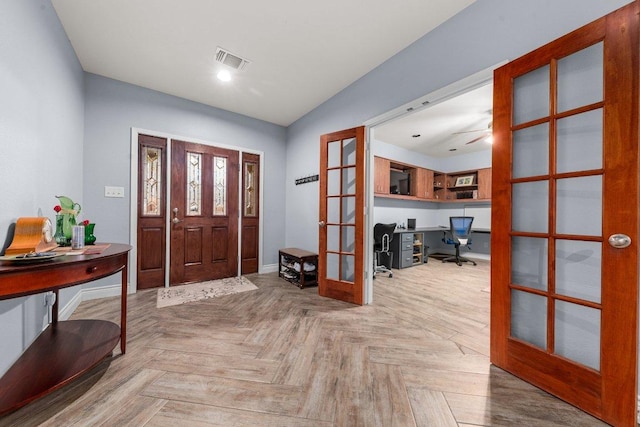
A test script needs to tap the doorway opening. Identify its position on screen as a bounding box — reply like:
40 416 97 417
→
364 64 501 304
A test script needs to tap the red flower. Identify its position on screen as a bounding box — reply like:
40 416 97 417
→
53 205 62 213
82 220 90 226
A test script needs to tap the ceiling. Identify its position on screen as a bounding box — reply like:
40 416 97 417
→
51 0 475 127
373 83 493 158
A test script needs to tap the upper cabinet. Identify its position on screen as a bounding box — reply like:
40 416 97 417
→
373 156 390 195
374 156 491 203
477 167 491 200
411 167 434 200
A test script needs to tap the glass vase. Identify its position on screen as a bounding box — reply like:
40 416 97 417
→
54 214 68 246
62 213 76 242
84 223 96 245
56 195 81 243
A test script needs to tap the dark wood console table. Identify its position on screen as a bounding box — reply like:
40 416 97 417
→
0 243 131 415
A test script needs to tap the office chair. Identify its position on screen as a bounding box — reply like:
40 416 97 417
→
373 223 396 278
442 216 477 266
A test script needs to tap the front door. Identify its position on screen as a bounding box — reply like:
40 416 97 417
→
170 140 239 284
491 3 638 426
318 126 366 305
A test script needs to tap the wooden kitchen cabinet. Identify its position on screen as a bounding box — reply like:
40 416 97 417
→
477 167 492 200
411 167 434 199
374 156 390 195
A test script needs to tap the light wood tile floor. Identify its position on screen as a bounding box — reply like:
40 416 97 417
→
2 259 610 426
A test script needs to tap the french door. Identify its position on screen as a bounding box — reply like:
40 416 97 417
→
169 140 239 284
491 3 639 426
318 126 366 305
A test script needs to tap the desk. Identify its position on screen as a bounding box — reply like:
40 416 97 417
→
0 243 131 415
391 227 491 269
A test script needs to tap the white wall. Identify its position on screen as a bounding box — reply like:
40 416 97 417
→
0 0 85 375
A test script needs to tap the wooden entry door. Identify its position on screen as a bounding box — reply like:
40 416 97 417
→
318 126 365 305
491 3 638 426
170 140 239 285
136 134 168 289
241 153 260 274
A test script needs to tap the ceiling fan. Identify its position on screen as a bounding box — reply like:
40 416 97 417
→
453 122 493 145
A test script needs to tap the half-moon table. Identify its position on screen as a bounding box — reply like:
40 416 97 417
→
0 243 131 415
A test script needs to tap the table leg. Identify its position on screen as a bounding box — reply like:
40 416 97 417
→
52 289 59 324
120 261 128 354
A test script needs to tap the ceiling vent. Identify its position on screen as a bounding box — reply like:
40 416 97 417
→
215 47 250 71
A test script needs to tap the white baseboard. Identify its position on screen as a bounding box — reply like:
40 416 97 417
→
260 263 278 274
59 282 133 320
59 290 82 321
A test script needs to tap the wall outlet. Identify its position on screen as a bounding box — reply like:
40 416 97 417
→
105 186 125 198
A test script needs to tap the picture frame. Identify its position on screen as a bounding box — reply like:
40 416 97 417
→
455 175 475 187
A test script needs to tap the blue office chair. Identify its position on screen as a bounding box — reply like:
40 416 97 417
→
442 216 477 266
373 223 396 278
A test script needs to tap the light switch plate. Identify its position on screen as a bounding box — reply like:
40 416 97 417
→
105 186 125 198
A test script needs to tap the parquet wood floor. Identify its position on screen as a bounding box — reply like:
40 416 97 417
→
2 259 608 426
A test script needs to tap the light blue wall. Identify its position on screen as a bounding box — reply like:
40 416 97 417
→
0 0 84 375
83 74 287 271
285 0 630 251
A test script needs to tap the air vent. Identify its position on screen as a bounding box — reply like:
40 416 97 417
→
215 47 250 71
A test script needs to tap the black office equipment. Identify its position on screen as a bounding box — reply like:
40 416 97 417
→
373 223 396 278
442 216 477 266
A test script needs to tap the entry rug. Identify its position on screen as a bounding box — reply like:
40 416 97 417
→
156 276 257 308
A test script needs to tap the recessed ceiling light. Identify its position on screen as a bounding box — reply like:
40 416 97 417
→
217 70 231 82
412 134 421 138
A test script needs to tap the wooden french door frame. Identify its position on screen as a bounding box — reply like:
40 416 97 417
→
318 126 366 305
491 3 639 426
130 129 264 289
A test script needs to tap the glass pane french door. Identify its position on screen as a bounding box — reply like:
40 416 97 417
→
318 127 365 305
491 3 639 426
510 40 604 370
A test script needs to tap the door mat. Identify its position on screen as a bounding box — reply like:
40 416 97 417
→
156 276 257 308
